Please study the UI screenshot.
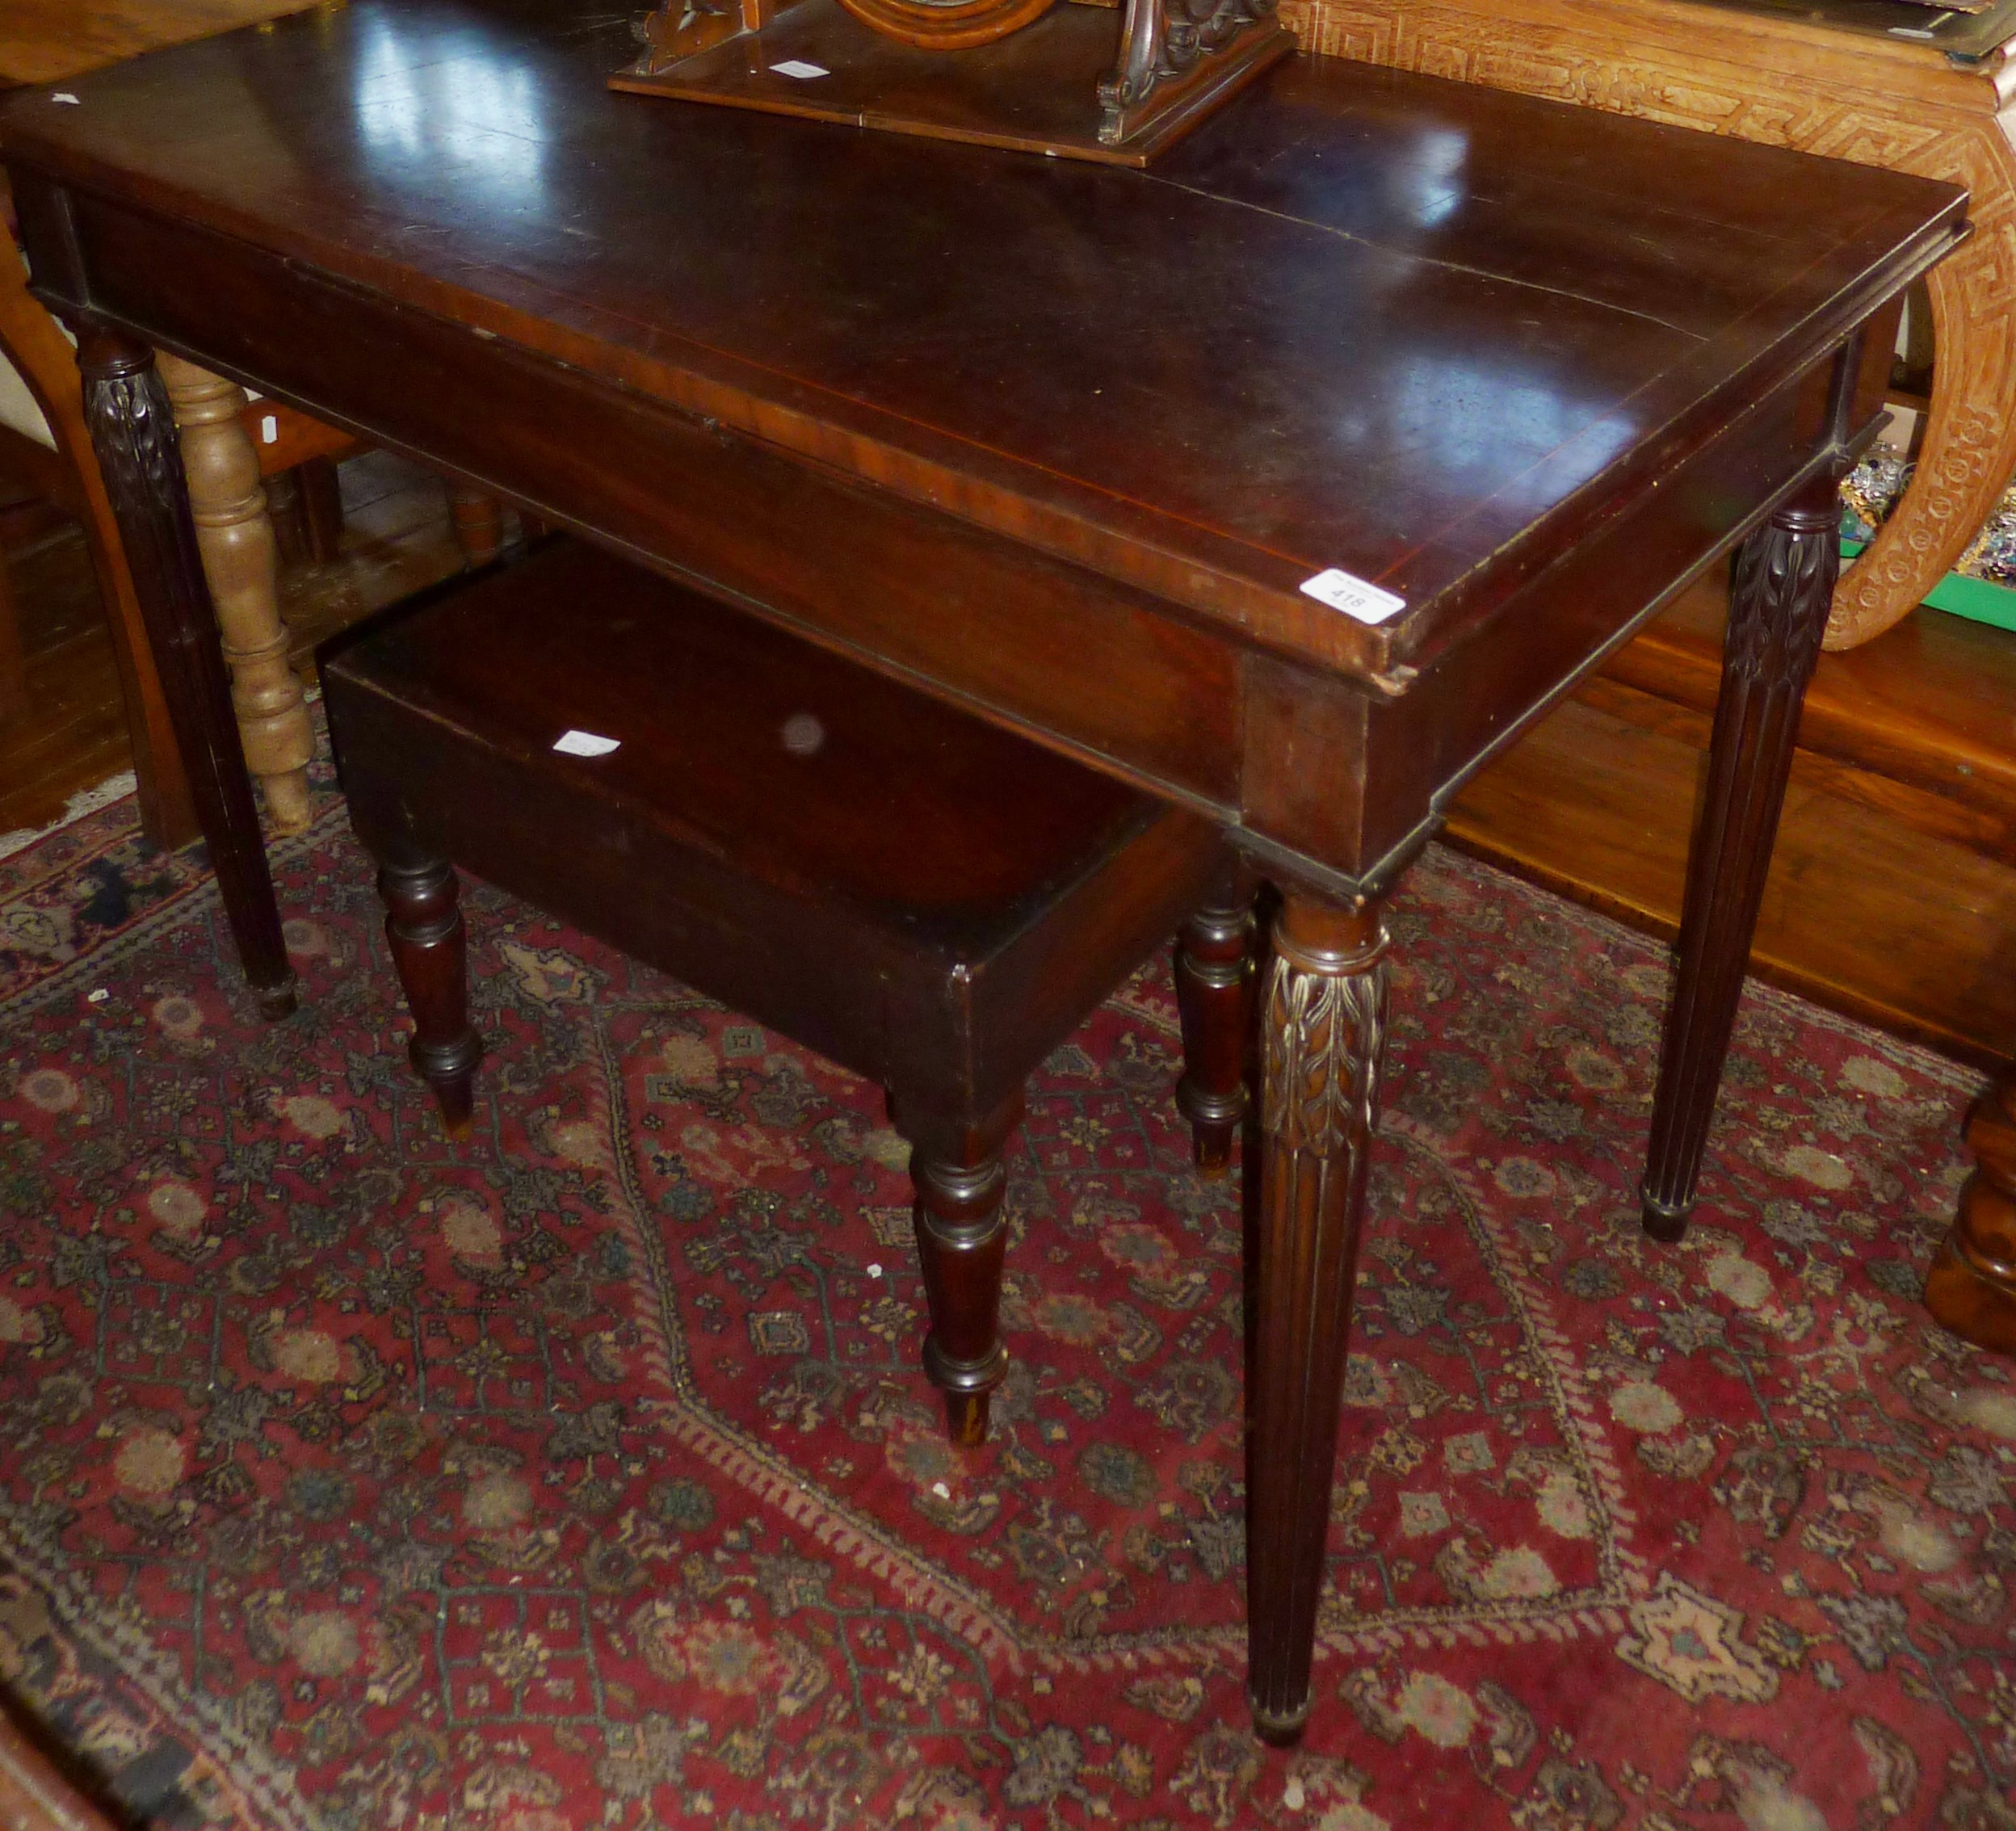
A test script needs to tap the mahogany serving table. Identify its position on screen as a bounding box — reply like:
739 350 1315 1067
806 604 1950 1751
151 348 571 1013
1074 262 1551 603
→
0 0 1964 1739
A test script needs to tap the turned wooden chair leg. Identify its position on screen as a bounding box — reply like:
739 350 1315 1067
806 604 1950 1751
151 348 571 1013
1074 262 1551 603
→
1246 889 1388 1744
1640 465 1839 1241
895 1095 1023 1447
158 354 315 834
1175 876 1259 1175
448 483 505 568
376 855 482 1138
1926 1074 2016 1352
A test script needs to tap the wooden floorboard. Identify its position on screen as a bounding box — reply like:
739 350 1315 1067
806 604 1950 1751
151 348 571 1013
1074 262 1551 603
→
0 452 465 841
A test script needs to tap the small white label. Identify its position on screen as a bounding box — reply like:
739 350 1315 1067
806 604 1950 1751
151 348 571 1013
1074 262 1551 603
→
51 92 80 106
1299 567 1406 625
866 1263 883 1279
769 58 830 78
553 729 620 758
260 414 279 445
86 988 109 1004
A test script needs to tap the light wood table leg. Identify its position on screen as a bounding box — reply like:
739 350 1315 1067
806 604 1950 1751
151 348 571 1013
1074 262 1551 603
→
78 333 295 1017
1245 889 1387 1743
157 352 314 834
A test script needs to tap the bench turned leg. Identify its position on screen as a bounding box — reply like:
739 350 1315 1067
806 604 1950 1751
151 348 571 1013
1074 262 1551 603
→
1175 881 1259 1176
376 855 483 1139
1247 890 1388 1744
896 1098 1023 1447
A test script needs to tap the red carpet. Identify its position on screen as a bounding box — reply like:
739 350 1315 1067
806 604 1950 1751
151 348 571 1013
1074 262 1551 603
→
1 774 2010 1830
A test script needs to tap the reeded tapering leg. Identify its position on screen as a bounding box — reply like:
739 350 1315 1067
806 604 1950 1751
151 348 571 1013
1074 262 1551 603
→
377 856 482 1138
78 332 296 1017
1174 879 1259 1175
1247 891 1388 1743
895 1096 1023 1447
1641 469 1838 1241
448 483 506 567
158 353 315 834
1926 1076 2016 1353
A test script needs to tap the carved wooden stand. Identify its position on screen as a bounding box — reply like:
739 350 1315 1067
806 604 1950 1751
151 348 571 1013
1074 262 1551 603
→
613 0 1292 165
1287 0 2016 651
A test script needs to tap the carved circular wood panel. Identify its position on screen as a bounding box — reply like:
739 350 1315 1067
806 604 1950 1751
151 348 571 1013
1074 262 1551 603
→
833 0 1056 49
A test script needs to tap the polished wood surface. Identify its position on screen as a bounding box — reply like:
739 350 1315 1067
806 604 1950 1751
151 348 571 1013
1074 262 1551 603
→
0 0 318 87
324 536 1230 1443
1287 0 2016 651
0 0 1964 1732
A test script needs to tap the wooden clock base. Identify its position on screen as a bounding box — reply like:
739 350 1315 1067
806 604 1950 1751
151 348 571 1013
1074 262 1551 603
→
610 0 1294 166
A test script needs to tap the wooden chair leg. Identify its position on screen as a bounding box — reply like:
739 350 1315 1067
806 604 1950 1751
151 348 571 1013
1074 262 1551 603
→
1174 876 1258 1175
298 456 346 564
448 483 505 568
158 354 315 834
895 1094 1023 1447
376 855 482 1138
1245 889 1388 1744
1640 467 1838 1240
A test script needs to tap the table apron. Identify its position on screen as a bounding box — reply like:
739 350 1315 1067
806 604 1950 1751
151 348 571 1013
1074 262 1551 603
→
10 167 1886 900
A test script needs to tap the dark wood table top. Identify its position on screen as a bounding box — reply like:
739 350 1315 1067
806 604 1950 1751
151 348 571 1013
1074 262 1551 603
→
0 1 1964 685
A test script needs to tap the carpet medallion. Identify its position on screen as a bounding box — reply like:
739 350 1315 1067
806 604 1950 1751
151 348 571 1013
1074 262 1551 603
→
0 779 2011 1830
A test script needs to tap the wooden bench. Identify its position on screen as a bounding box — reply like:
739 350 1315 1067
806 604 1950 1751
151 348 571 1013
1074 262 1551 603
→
323 539 1247 1443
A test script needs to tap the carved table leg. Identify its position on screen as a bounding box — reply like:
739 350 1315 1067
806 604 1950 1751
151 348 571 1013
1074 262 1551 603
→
1246 890 1388 1743
448 483 506 567
1174 876 1259 1175
894 1095 1023 1447
158 354 315 834
77 333 296 1017
1926 1075 2016 1353
377 855 482 1138
1641 470 1838 1240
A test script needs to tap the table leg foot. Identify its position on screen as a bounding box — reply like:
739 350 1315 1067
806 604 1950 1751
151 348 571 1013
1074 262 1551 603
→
1640 470 1836 1238
78 332 296 1015
378 855 482 1138
899 1098 1022 1447
1925 1076 2016 1354
1245 890 1387 1743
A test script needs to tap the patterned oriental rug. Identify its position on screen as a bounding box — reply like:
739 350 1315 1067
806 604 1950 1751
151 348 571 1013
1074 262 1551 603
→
1 767 2012 1831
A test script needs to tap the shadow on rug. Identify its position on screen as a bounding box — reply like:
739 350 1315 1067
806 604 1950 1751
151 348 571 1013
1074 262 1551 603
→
0 775 2010 1831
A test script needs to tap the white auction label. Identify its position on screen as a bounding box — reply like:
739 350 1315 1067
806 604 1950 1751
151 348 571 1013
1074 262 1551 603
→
1299 568 1406 625
770 59 830 78
553 729 621 758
